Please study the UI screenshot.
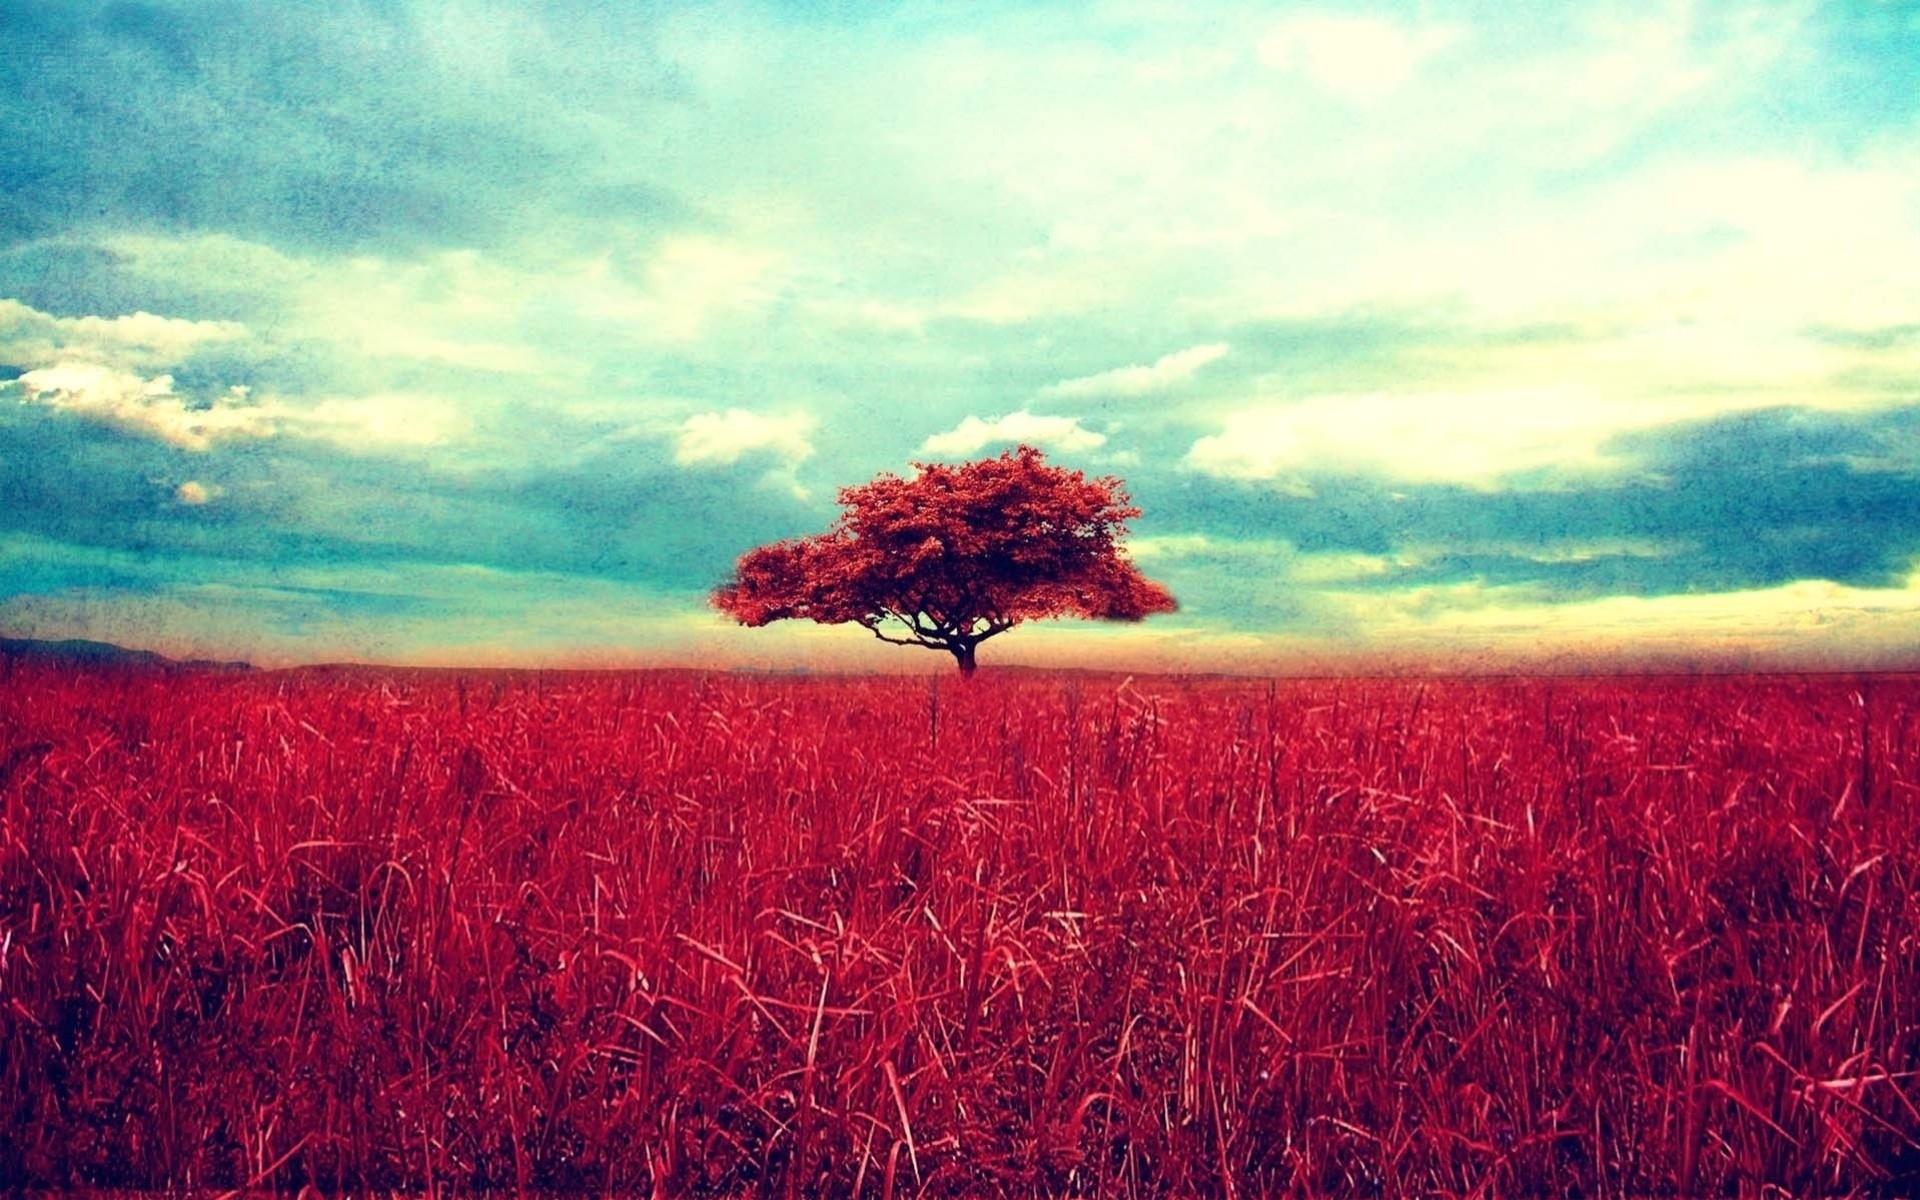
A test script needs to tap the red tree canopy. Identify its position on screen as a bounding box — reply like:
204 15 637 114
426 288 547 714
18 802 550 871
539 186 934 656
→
713 445 1176 672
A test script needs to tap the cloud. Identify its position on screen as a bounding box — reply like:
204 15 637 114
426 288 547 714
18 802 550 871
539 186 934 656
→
0 1 692 256
12 357 462 454
1364 151 1920 331
1185 389 1702 488
594 235 788 344
0 297 279 449
1125 534 1409 589
1256 14 1459 104
1127 534 1286 562
0 299 248 367
1500 537 1685 565
919 411 1106 458
4 0 1917 670
16 366 273 450
174 481 220 505
1322 566 1920 671
0 548 737 670
292 394 465 450
1043 344 1229 399
675 408 817 467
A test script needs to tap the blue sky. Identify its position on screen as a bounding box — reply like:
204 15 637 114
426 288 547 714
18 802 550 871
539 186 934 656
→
3 0 1918 670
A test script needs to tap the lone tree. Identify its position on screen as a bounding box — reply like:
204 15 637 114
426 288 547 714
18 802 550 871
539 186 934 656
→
713 445 1176 674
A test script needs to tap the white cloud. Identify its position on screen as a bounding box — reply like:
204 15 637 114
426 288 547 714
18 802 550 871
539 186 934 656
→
17 366 274 450
175 481 220 505
1288 551 1405 585
1131 533 1680 585
802 296 928 336
1 299 274 451
948 268 1122 325
1506 537 1685 565
1043 344 1229 399
918 411 1106 458
1340 149 1920 339
292 394 465 450
62 310 247 357
14 360 466 454
629 235 787 343
0 298 246 368
1125 535 1412 584
1127 533 1285 562
675 408 817 467
1324 566 1920 671
260 232 794 365
1256 14 1459 103
1186 388 1702 488
296 250 571 372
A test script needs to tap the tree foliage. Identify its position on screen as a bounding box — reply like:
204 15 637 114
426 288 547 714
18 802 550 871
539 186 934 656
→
713 445 1176 672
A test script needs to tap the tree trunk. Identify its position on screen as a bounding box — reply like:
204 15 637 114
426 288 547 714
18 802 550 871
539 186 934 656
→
951 643 977 675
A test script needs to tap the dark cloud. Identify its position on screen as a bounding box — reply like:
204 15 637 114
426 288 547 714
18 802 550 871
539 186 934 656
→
19 388 1909 646
0 0 691 259
0 547 156 598
0 242 215 323
0 400 817 601
1132 405 1920 612
3 0 1916 663
1805 323 1920 352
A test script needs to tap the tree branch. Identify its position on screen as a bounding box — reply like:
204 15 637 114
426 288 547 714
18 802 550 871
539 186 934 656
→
861 613 950 651
862 623 923 647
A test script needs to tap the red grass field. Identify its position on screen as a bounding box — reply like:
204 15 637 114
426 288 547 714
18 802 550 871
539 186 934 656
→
3 660 1918 1196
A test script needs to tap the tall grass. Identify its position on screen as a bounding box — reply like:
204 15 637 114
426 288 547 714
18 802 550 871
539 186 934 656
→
2 662 1917 1195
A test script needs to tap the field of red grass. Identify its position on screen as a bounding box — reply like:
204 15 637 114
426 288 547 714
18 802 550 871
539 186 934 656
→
2 660 1918 1196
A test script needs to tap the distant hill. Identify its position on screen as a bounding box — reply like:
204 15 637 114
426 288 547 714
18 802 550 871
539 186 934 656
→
0 637 252 671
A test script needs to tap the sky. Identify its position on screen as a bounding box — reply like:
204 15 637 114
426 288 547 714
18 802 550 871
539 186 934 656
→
2 0 1918 672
